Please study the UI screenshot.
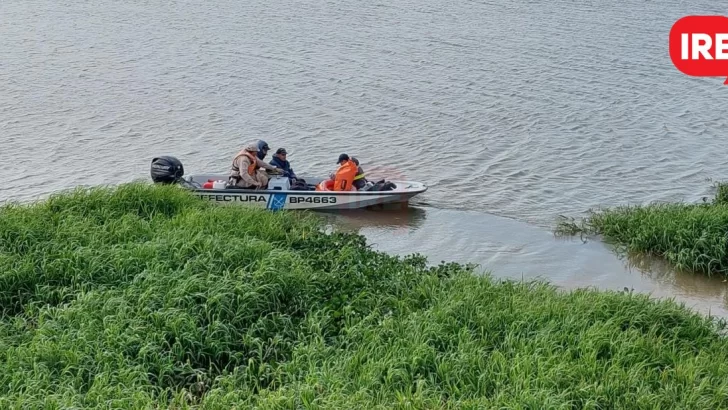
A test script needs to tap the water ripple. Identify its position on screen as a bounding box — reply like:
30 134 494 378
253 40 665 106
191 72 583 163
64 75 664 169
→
0 0 727 227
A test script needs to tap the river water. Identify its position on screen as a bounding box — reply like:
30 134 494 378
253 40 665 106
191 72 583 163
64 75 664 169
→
2 0 728 317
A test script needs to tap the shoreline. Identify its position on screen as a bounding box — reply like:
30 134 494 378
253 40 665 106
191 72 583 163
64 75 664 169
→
325 204 728 319
556 181 728 277
2 183 728 407
5 181 728 319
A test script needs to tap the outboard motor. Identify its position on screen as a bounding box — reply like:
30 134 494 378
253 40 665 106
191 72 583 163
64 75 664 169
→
150 156 184 184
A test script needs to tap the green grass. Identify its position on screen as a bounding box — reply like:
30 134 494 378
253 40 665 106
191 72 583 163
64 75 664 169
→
714 181 728 205
2 182 728 408
555 181 728 277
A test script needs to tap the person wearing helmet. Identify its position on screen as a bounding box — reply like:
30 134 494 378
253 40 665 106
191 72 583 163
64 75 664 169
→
256 140 270 161
228 142 281 189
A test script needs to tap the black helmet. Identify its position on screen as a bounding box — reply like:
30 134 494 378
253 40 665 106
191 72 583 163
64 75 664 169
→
337 153 349 164
257 140 270 160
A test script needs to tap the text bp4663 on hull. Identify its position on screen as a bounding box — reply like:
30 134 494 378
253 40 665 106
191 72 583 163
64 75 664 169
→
191 185 425 210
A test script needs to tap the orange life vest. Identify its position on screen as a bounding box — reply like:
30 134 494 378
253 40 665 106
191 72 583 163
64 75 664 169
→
315 179 354 191
315 179 334 191
232 150 258 176
333 159 358 191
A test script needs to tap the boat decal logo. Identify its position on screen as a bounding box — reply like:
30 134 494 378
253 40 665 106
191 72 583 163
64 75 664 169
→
268 193 288 210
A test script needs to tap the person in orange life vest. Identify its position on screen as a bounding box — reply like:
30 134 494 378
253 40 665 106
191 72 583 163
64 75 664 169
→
333 153 359 191
228 142 281 189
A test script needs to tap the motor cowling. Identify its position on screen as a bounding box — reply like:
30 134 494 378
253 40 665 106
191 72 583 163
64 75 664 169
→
150 156 184 184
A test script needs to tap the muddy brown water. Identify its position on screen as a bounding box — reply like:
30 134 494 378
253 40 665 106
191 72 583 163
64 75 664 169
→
2 0 728 318
324 207 728 318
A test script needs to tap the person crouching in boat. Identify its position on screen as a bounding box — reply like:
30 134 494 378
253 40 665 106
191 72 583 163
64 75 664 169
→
228 142 281 189
269 147 297 179
270 147 307 190
351 156 367 190
316 153 358 191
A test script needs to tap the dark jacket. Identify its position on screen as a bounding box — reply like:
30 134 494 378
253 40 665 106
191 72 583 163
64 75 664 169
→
269 156 296 179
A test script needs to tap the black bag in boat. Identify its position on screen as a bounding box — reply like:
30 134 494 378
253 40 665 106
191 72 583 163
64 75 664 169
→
290 178 309 190
365 179 396 191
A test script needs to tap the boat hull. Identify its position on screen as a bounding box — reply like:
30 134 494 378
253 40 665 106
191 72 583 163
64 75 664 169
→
190 188 421 210
180 174 427 210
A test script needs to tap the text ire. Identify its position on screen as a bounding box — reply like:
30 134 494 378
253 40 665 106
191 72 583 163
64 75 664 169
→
681 33 728 60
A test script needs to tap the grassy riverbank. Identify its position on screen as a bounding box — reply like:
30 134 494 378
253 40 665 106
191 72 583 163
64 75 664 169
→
556 182 728 277
2 183 728 408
